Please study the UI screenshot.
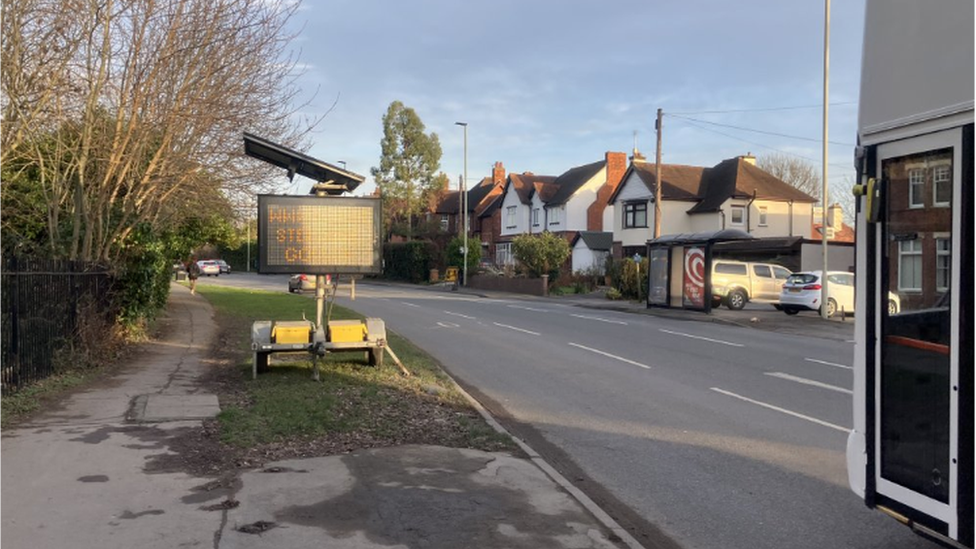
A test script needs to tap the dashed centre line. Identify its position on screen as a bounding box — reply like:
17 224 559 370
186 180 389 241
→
804 358 852 370
443 310 477 320
568 343 651 370
765 372 852 394
659 329 744 347
493 322 540 335
710 387 848 433
570 314 628 325
507 305 550 312
400 302 421 308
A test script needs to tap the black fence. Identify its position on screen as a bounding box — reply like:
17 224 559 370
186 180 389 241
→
1 256 116 391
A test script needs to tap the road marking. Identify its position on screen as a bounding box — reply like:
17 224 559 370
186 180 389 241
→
436 321 459 328
710 387 848 433
804 357 852 370
765 372 853 394
507 305 550 312
571 314 628 325
659 329 744 347
443 310 477 320
493 322 540 336
400 302 421 308
568 342 651 370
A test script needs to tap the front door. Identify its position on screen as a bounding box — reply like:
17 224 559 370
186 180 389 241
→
874 128 962 534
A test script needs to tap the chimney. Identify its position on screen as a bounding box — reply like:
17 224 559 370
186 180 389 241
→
828 203 843 228
741 152 756 165
492 161 505 188
587 152 628 231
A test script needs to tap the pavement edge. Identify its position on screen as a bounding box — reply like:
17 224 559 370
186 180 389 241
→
444 372 648 549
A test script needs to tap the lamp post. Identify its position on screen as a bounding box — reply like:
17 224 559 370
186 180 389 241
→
820 0 830 320
455 122 468 286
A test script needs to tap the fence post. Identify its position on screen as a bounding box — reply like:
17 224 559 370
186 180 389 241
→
11 255 20 387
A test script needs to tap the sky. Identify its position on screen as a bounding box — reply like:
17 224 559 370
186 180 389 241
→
278 0 866 199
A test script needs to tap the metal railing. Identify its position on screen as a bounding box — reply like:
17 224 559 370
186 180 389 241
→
1 256 115 391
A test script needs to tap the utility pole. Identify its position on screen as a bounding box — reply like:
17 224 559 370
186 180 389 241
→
455 122 469 286
654 108 663 239
821 0 831 320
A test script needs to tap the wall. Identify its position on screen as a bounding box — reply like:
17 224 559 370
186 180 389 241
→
800 242 855 272
530 193 546 234
560 168 605 232
468 274 548 296
571 242 607 273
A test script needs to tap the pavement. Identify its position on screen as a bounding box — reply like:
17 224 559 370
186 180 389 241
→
1 283 638 549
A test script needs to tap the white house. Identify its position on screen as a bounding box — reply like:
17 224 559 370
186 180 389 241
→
608 155 818 257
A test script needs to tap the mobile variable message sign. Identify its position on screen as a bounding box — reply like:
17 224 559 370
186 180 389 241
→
257 194 381 275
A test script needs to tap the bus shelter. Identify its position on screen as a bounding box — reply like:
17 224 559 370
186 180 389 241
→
645 229 755 313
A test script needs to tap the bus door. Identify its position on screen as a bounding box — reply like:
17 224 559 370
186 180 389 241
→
869 127 970 540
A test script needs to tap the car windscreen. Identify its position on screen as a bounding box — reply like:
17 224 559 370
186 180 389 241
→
786 274 818 285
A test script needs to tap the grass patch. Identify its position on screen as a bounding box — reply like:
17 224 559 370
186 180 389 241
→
194 285 516 456
1 371 93 428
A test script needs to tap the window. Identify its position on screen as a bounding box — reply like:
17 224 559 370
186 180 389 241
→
828 273 854 287
506 206 517 229
772 267 791 281
753 265 772 278
549 206 561 225
934 164 951 206
714 263 747 275
532 208 540 226
440 215 449 232
496 243 512 266
624 201 648 229
758 206 768 226
898 239 922 291
936 237 950 291
908 168 925 208
730 206 744 225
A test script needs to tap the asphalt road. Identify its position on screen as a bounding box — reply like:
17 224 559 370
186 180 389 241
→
200 273 938 549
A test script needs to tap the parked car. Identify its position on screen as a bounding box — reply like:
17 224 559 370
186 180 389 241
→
779 271 853 317
214 259 231 274
288 274 333 293
711 260 792 310
196 260 220 277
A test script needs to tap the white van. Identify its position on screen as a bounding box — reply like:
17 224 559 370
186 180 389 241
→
711 260 791 310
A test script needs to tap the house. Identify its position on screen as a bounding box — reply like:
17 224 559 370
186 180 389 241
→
494 151 627 266
608 154 818 257
811 203 855 242
571 231 613 273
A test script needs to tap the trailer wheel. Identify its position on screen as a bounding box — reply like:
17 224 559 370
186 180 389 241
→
254 352 270 373
368 347 384 367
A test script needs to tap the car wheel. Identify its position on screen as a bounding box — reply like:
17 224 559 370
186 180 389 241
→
826 298 838 318
783 308 799 315
726 289 747 310
888 299 898 315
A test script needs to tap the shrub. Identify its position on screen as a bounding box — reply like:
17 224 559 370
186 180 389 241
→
511 232 570 282
606 288 622 300
445 236 482 277
617 257 650 300
383 241 438 283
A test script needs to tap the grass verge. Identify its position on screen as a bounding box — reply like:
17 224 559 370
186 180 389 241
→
186 285 517 473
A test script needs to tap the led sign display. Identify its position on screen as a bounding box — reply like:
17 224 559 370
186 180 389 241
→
257 195 381 274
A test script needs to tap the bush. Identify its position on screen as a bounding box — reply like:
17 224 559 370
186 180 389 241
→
114 223 172 329
615 257 649 301
383 241 438 283
606 288 622 300
512 232 570 282
445 236 481 277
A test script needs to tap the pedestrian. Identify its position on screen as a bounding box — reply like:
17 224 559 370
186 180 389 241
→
187 256 201 295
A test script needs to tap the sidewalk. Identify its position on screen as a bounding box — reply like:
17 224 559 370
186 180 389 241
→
1 284 636 549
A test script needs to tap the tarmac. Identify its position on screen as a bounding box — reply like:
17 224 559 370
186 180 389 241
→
0 283 640 549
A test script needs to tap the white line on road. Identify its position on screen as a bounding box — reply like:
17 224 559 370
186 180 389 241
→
507 305 550 312
765 372 853 394
400 302 421 308
493 322 540 336
571 314 628 325
804 357 852 370
568 343 651 370
436 321 460 328
710 387 848 433
443 310 477 320
659 329 744 347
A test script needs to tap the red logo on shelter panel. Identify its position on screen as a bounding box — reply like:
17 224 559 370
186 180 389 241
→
683 247 705 308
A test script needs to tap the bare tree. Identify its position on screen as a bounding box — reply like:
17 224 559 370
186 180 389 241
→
757 153 821 200
2 0 316 261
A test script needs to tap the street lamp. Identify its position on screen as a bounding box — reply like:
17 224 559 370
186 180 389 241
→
455 122 468 286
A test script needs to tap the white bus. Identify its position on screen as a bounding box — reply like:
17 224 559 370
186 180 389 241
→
846 1 973 547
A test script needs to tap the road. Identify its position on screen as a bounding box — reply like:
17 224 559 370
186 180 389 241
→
200 273 937 549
